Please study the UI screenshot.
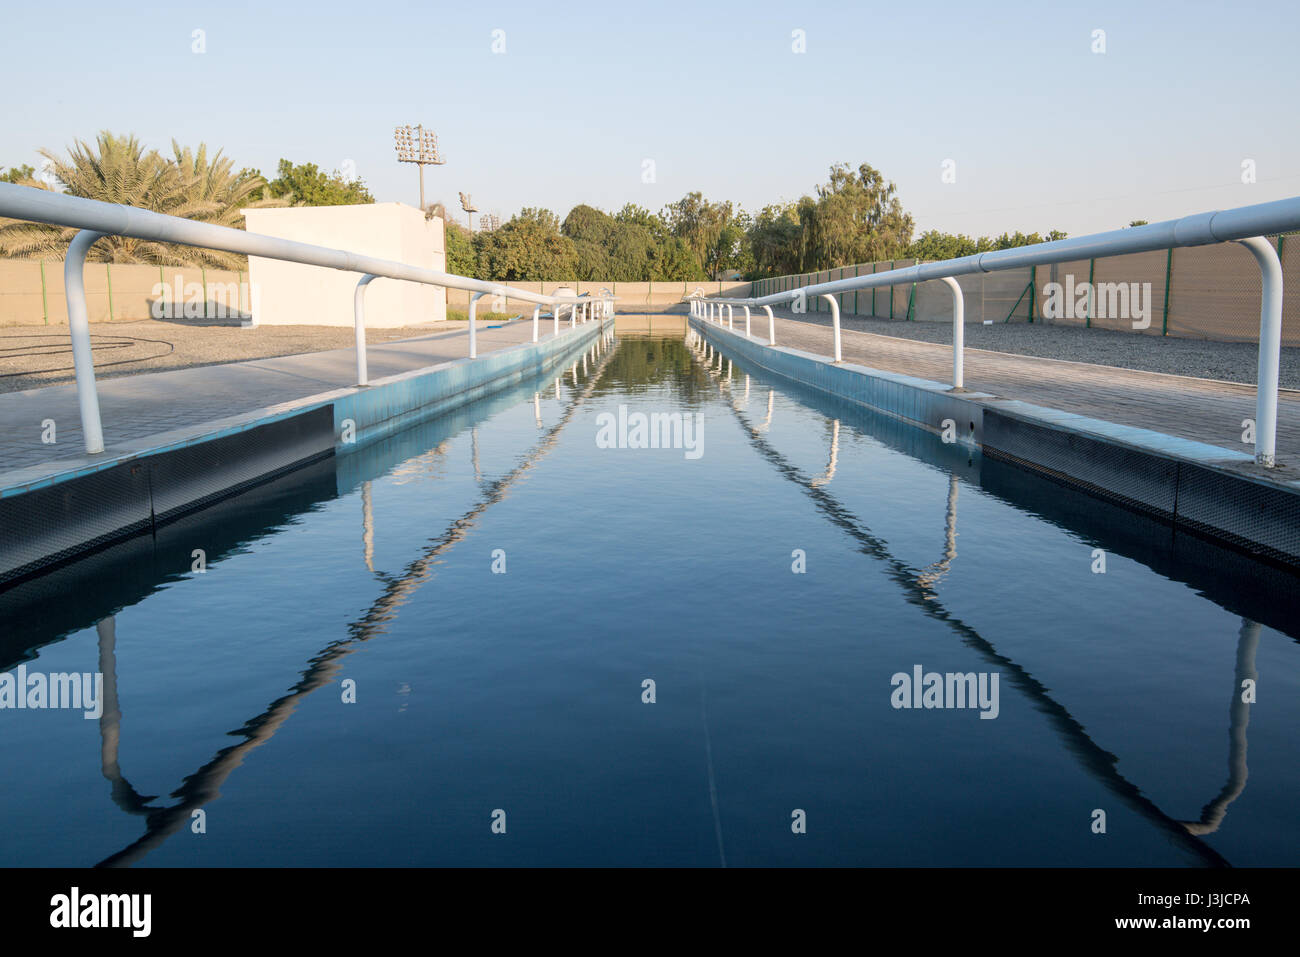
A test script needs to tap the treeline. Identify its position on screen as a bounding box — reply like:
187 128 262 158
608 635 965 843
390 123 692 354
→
3 141 1071 278
448 162 1068 283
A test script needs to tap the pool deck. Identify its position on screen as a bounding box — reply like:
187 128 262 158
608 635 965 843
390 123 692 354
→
711 308 1300 465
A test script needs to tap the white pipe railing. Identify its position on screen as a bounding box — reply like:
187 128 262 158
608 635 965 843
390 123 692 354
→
0 183 614 455
691 194 1300 467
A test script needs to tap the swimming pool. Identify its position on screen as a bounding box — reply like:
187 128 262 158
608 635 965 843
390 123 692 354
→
1 332 1297 867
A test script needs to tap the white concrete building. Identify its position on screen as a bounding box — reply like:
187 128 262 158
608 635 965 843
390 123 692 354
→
242 202 446 327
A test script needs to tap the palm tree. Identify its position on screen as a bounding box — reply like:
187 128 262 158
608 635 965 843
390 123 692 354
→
0 131 283 267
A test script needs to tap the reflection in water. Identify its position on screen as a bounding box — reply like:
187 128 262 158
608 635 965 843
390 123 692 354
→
917 474 959 591
1181 619 1259 836
810 419 840 489
91 333 617 867
690 334 1236 867
362 481 376 573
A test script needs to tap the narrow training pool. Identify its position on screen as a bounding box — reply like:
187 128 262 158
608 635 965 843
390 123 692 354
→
2 333 1298 867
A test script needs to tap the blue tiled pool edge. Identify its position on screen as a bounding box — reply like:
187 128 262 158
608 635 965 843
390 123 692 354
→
692 317 1300 566
0 319 610 586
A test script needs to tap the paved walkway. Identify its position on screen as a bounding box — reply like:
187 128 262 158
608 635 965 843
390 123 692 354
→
714 309 1300 466
0 317 572 474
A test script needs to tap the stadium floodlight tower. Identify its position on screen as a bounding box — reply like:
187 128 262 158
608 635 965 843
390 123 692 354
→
459 192 479 232
393 124 445 213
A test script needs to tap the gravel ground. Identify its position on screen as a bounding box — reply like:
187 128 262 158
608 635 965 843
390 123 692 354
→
0 320 448 394
763 310 1300 390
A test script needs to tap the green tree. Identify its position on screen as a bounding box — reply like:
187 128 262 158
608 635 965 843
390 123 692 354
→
264 158 375 206
516 206 562 233
661 192 741 278
444 220 477 276
906 228 1068 262
476 210 578 281
798 162 913 271
748 202 804 276
561 204 662 281
0 164 36 184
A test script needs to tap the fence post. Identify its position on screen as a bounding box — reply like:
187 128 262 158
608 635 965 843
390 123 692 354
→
889 261 896 319
1028 266 1036 323
1161 248 1173 335
40 260 48 325
1086 259 1095 327
106 263 114 321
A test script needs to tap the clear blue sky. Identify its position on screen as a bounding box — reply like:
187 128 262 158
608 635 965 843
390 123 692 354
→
3 0 1297 238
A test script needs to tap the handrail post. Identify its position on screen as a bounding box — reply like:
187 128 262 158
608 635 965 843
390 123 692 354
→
727 303 734 330
743 305 751 337
820 293 841 362
554 303 562 337
941 277 965 389
353 274 377 386
468 291 484 359
532 304 541 343
763 305 775 345
65 229 107 454
1238 236 1283 466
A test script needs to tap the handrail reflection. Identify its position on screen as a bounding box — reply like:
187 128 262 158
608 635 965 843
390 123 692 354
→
693 344 1233 867
92 337 618 867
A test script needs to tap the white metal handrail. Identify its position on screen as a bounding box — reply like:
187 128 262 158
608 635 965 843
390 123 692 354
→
0 183 614 454
691 194 1300 467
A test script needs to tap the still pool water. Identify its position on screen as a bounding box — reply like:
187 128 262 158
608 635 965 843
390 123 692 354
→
2 333 1298 867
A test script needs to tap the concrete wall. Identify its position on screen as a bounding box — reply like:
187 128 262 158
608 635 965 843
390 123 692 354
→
444 280 748 314
0 260 250 325
244 202 446 328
